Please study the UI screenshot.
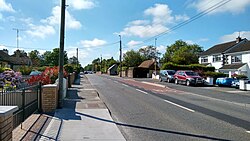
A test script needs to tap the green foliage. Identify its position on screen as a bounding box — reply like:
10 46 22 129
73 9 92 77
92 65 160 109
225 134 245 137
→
84 64 93 71
18 66 32 75
123 50 145 67
203 71 227 78
232 74 248 79
161 40 203 65
0 67 4 73
139 45 160 60
64 64 74 73
161 62 215 72
43 48 68 66
35 66 47 72
28 50 41 67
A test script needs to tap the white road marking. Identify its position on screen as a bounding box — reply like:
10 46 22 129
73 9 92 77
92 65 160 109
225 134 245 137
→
122 84 129 87
114 81 119 83
141 81 166 88
136 89 148 94
246 131 250 133
164 100 195 113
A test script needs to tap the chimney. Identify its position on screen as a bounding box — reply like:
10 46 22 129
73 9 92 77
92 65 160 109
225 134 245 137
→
236 36 242 43
2 49 8 55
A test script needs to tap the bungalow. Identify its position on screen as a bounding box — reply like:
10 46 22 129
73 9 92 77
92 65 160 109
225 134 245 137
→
0 49 32 71
199 37 250 78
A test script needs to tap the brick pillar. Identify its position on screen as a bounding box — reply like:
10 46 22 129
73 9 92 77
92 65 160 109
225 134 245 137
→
41 84 58 113
0 106 18 141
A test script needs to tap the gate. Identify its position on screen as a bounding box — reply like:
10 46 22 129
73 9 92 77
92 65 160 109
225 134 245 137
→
0 83 41 129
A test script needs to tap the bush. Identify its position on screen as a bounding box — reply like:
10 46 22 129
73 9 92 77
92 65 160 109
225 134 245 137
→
18 66 32 75
0 70 22 90
161 62 215 72
232 74 248 79
64 64 74 73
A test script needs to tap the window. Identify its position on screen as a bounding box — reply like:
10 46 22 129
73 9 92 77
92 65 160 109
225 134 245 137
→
213 55 221 62
201 57 208 63
231 55 242 63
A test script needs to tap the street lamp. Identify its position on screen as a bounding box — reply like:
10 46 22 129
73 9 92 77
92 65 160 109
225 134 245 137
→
154 38 157 78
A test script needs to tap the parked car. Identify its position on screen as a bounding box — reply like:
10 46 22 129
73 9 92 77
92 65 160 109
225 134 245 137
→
216 77 235 87
159 70 176 83
231 79 239 88
174 70 204 86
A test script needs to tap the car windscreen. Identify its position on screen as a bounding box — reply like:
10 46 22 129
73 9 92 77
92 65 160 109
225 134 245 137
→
185 71 198 76
167 71 175 75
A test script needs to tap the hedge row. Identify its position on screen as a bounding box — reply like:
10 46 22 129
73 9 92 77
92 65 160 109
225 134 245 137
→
161 62 215 72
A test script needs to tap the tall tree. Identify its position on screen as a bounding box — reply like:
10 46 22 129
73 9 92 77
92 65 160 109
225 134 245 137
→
28 50 41 67
161 40 203 65
43 48 68 66
139 45 161 60
123 50 145 67
68 56 78 65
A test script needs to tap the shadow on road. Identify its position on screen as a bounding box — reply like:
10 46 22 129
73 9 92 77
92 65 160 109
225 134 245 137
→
75 111 231 141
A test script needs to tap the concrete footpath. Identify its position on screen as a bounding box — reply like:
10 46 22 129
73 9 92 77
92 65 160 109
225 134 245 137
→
38 75 125 141
12 75 125 141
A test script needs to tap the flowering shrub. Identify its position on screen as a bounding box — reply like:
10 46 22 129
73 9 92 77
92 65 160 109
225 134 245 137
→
0 70 22 91
27 66 67 85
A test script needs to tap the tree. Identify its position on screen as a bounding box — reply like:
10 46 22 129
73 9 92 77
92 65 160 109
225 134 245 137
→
28 50 41 67
68 56 78 65
123 50 145 67
161 40 203 65
43 48 68 66
139 45 161 60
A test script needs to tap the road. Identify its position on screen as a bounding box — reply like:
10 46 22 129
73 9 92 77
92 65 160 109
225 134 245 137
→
86 74 250 141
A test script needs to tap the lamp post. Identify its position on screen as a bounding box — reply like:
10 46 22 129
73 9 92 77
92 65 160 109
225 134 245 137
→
119 35 122 77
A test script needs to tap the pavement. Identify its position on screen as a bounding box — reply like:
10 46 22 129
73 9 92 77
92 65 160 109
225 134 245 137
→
13 75 126 141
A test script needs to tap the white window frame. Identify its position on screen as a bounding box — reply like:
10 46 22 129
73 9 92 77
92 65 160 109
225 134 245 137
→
213 55 221 62
201 56 208 63
231 55 242 63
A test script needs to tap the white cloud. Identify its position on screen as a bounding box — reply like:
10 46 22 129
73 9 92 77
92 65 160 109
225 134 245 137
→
220 31 250 42
0 0 15 12
80 38 107 48
119 4 189 38
157 45 166 54
144 4 174 25
41 6 81 29
26 24 56 39
68 0 97 10
127 40 143 48
185 40 195 44
191 0 250 15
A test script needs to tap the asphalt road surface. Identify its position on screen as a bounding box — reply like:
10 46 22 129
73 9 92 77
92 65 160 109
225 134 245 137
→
86 74 250 141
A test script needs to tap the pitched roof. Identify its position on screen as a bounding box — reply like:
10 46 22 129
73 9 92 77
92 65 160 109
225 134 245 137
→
226 40 250 53
9 56 32 65
138 59 155 68
0 50 11 62
200 41 237 56
219 63 246 70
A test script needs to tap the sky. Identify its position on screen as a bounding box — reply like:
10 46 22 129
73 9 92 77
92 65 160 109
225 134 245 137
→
0 0 250 66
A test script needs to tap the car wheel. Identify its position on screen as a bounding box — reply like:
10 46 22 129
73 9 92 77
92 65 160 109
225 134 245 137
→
167 78 170 83
175 79 178 84
186 80 190 86
160 77 162 82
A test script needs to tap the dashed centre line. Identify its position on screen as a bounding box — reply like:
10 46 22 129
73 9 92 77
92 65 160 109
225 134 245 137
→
122 84 129 87
246 131 250 134
136 89 148 95
164 100 195 113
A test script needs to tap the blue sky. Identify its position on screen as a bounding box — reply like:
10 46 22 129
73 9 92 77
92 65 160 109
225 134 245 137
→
0 0 250 66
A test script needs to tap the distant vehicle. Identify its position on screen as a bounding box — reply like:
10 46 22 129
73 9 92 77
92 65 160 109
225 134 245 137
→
216 77 234 87
159 70 176 83
29 70 42 76
174 70 204 86
231 79 239 88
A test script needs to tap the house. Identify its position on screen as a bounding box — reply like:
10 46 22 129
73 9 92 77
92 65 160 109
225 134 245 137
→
108 64 118 75
199 37 250 78
0 49 11 68
137 59 160 78
0 49 32 70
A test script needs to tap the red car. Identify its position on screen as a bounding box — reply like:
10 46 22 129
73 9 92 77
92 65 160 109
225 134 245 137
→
174 70 204 86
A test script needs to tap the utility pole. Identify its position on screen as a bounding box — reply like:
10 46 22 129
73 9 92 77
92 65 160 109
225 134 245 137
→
58 0 66 108
154 38 157 77
100 54 102 74
76 48 79 68
119 35 122 77
13 28 24 49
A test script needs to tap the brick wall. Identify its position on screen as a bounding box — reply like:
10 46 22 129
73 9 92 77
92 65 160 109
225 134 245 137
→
0 115 13 141
41 84 58 113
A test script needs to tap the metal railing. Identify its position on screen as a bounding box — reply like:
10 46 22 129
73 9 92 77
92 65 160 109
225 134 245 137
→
0 83 41 129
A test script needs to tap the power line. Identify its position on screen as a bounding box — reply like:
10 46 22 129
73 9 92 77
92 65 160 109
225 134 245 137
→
139 0 232 45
